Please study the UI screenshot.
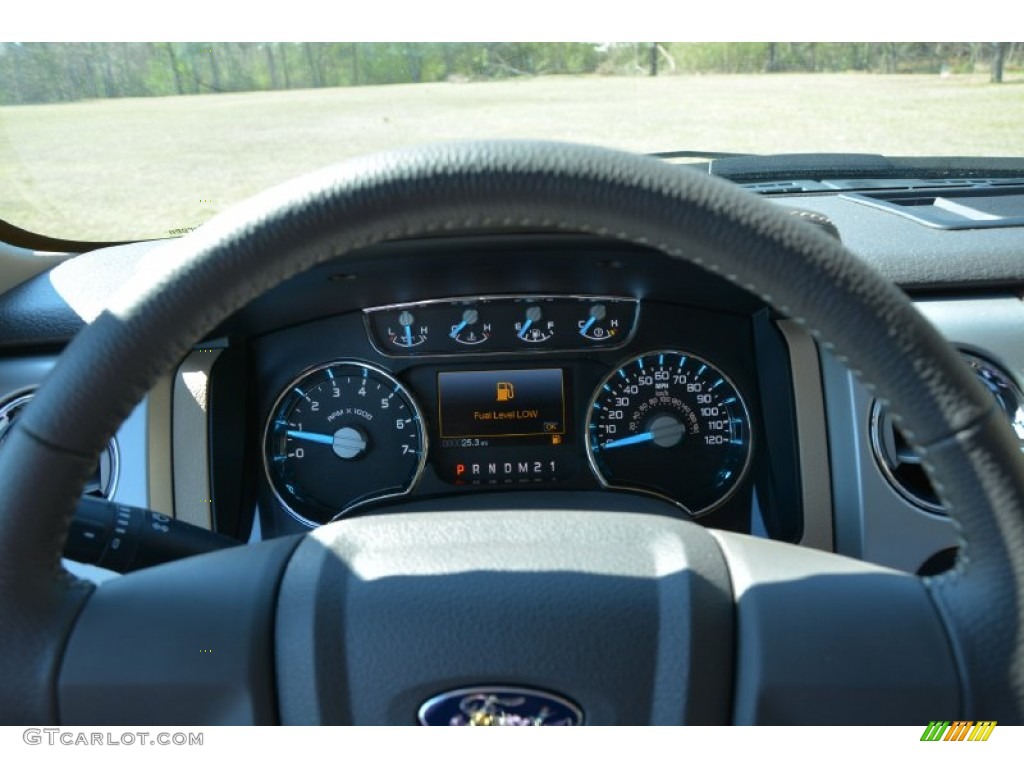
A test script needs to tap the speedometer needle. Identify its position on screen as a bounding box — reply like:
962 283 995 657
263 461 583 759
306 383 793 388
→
601 432 655 450
601 419 686 450
286 430 334 445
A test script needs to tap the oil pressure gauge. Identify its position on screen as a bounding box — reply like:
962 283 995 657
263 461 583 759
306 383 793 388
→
387 310 429 349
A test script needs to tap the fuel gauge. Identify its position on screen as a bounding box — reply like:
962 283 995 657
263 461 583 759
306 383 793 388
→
515 305 556 344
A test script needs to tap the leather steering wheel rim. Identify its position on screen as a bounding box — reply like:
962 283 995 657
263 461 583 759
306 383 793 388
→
1 140 1022 723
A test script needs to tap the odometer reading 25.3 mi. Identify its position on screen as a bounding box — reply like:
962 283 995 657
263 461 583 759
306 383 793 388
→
585 351 752 516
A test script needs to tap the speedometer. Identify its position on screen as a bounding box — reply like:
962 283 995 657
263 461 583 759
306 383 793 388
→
585 351 752 516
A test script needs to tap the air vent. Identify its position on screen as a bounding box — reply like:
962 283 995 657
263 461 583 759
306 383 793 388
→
871 352 1024 514
0 389 120 499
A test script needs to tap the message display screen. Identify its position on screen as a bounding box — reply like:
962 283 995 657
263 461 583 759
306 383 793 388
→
438 368 566 439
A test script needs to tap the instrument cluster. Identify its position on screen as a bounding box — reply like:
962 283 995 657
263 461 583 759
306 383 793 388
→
256 294 777 535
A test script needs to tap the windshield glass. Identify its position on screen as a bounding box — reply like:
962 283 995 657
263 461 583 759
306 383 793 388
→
1 42 1021 241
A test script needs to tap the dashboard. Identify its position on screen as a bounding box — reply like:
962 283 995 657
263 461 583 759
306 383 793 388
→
3 172 1024 579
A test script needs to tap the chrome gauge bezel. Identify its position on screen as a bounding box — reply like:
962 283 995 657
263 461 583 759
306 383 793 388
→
584 350 754 517
0 389 120 501
262 360 428 528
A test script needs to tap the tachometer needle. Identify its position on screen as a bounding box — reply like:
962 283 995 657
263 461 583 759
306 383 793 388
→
286 430 334 445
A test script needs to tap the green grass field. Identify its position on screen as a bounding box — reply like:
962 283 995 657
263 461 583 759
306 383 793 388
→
2 73 1023 241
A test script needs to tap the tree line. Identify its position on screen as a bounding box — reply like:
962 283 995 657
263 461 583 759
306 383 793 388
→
0 42 1018 106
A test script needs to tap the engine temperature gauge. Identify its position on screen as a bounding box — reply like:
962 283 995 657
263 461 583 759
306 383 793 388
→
449 308 492 346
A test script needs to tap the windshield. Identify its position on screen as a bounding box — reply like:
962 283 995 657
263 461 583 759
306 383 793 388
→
1 42 1021 241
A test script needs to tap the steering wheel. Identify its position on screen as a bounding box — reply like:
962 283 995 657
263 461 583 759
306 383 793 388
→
2 141 1023 725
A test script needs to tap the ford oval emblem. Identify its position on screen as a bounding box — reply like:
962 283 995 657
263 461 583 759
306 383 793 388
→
418 686 583 726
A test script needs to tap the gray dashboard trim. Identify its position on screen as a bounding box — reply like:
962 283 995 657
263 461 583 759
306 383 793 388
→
146 375 174 517
820 296 1024 573
0 356 150 509
822 352 959 573
775 320 833 552
0 357 155 582
172 348 223 530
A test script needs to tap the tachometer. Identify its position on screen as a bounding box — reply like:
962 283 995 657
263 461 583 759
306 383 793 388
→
263 361 426 526
585 351 752 516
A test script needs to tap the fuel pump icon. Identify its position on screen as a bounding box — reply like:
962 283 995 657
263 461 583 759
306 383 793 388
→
496 382 515 402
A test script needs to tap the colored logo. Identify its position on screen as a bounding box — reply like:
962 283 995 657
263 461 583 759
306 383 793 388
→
921 721 997 741
418 687 583 726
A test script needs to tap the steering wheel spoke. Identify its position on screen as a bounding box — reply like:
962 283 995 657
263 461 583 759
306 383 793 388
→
714 532 960 723
276 511 733 725
57 536 299 725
